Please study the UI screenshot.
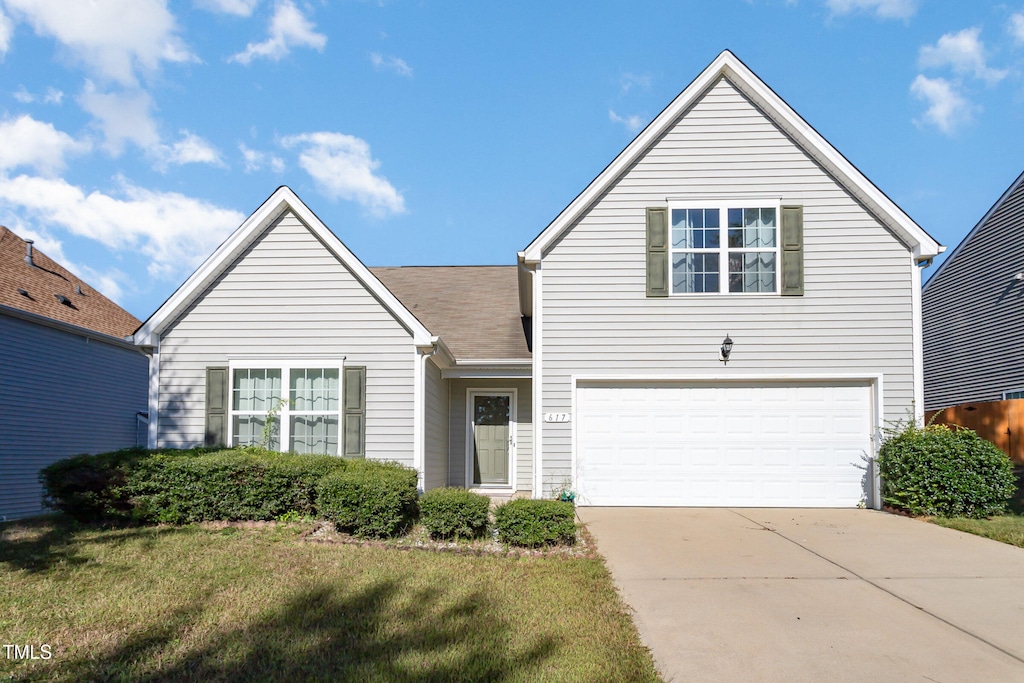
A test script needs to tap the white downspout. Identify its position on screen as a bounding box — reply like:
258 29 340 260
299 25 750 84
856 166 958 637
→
147 338 160 449
414 339 440 492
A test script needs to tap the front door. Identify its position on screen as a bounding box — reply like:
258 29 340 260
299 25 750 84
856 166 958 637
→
470 392 512 486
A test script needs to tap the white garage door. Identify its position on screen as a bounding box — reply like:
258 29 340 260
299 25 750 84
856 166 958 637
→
575 382 873 507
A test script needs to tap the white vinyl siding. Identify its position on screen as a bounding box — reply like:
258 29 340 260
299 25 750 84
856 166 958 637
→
423 358 449 490
538 77 916 496
0 314 148 520
157 210 417 466
448 378 533 493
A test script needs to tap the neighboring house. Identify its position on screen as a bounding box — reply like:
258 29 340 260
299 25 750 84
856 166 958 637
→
923 170 1024 411
136 51 941 509
0 227 149 521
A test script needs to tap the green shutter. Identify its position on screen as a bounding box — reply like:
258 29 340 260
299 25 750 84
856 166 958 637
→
646 207 669 297
342 366 366 457
205 366 229 447
781 206 804 296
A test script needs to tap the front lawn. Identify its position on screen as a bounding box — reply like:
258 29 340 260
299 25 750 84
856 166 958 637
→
930 514 1024 549
0 517 660 682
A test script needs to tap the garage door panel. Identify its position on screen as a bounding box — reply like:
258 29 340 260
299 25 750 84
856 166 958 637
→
576 382 873 507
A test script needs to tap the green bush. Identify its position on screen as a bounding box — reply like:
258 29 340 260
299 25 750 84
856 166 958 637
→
316 460 419 538
878 421 1016 518
127 450 348 524
493 498 576 547
39 448 192 522
419 487 490 540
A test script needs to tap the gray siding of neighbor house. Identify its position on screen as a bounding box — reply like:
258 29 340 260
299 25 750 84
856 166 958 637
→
923 172 1024 410
0 313 148 520
156 210 417 465
423 358 449 490
538 76 917 495
448 378 533 493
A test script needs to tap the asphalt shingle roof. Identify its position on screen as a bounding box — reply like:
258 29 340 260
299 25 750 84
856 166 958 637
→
0 226 141 338
371 265 530 361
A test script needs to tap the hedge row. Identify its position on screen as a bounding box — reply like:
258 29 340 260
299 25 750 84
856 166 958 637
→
40 449 578 545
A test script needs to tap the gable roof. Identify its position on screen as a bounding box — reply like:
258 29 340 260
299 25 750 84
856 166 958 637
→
372 265 530 361
0 226 140 338
522 50 941 263
923 168 1024 293
134 186 433 347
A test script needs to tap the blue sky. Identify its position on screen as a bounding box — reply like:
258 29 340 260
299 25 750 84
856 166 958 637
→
1 0 1023 320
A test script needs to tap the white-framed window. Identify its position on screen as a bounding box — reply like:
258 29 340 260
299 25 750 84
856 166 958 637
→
670 202 780 295
228 359 343 455
1003 389 1024 400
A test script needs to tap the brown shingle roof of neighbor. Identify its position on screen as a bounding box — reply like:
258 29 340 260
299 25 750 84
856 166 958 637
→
0 226 141 338
371 265 531 361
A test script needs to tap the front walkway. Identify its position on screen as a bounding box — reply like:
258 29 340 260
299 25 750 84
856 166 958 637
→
579 507 1024 683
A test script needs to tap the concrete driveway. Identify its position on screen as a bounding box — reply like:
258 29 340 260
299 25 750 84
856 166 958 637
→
579 508 1024 683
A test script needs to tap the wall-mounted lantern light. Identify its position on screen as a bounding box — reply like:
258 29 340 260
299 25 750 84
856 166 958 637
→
720 334 733 364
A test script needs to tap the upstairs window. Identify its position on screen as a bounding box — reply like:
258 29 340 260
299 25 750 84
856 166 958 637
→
670 203 779 295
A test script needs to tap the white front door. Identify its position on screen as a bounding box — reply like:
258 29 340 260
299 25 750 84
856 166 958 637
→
575 381 873 507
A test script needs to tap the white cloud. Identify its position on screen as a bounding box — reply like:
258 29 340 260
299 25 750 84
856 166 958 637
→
2 0 194 85
620 72 651 93
230 0 326 64
1010 13 1024 46
155 131 224 168
609 109 645 133
370 52 412 77
0 174 246 279
0 8 13 57
0 115 90 175
910 75 975 134
79 83 160 154
13 85 63 104
239 143 284 173
280 132 404 216
919 27 1007 84
825 0 917 20
196 0 260 17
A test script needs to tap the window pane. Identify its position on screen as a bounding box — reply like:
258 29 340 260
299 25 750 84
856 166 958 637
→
672 208 719 249
290 416 339 455
728 252 776 292
233 368 281 412
673 253 720 293
727 208 777 249
233 415 279 450
290 368 340 412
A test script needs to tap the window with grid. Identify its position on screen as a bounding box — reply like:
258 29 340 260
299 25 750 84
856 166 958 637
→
669 203 779 295
230 365 341 454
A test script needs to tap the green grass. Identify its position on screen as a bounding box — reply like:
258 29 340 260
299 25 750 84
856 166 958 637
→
0 517 661 682
930 514 1024 549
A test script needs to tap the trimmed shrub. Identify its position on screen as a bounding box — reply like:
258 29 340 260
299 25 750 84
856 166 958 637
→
127 450 348 524
419 487 490 540
39 448 190 522
493 498 576 547
878 421 1016 518
316 460 419 538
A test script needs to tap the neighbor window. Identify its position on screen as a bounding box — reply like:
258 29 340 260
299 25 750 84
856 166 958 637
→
670 203 779 294
230 363 342 454
1004 390 1024 400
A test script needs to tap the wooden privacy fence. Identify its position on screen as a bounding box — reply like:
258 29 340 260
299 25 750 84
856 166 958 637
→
925 399 1024 465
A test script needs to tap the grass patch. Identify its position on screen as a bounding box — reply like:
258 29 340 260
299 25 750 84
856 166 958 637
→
0 516 660 682
930 514 1024 549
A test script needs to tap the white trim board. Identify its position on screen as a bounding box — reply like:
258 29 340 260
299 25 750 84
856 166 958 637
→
522 50 940 263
